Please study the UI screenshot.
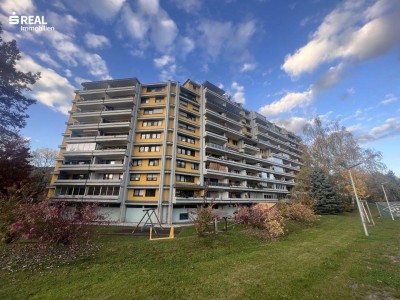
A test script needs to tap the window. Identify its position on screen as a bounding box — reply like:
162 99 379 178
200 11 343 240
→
145 189 156 197
177 160 186 168
144 108 163 115
192 106 200 112
139 145 160 152
148 159 159 166
146 174 157 181
179 213 189 220
179 111 196 121
132 159 142 166
177 147 195 157
141 132 161 139
180 100 188 107
130 174 140 181
142 120 162 127
147 86 164 92
191 163 199 170
178 122 195 132
155 97 164 103
141 98 149 104
176 175 195 183
178 135 195 144
134 189 144 196
72 174 88 180
103 174 114 180
176 190 194 197
232 140 238 146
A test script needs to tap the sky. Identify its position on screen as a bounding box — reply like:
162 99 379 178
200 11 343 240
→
1 0 399 175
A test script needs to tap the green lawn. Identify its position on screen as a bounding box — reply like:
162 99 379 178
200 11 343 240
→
1 211 399 299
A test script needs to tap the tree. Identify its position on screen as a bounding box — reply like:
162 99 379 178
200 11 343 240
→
30 148 57 200
310 168 344 214
0 132 31 193
302 117 386 202
0 23 40 136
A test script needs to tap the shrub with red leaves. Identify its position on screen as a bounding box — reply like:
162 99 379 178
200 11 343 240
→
8 200 105 247
234 205 285 238
287 202 318 224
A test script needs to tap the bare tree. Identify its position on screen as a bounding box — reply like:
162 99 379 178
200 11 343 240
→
302 117 386 204
30 148 57 200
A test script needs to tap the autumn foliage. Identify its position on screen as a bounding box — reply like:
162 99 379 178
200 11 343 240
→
8 200 105 248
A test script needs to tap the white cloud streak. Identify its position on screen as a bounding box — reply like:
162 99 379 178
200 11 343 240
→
84 33 110 49
16 54 74 115
282 0 400 78
357 117 400 144
231 82 246 105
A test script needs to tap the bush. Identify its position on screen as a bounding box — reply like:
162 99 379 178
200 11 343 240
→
234 205 285 239
287 202 318 224
189 204 217 237
8 200 105 248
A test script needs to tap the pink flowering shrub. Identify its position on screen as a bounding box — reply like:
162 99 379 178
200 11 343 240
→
8 200 105 247
287 202 318 224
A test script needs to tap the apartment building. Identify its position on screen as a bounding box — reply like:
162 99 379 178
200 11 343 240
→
48 78 303 224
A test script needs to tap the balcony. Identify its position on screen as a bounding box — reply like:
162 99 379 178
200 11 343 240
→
242 143 260 154
72 109 132 120
58 163 124 172
205 131 228 143
55 179 122 185
206 97 243 119
69 121 131 131
75 97 135 111
52 194 119 203
205 109 243 129
206 120 244 138
66 134 129 144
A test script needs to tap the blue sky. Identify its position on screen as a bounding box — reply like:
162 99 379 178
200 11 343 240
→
1 0 399 175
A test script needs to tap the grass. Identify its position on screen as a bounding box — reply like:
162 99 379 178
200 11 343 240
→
0 209 399 299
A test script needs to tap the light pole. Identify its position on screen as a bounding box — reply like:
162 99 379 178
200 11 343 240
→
347 161 369 236
381 182 395 220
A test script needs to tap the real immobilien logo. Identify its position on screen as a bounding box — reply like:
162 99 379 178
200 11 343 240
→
9 12 55 31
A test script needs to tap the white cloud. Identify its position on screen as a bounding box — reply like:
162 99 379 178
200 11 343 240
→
272 117 309 135
231 82 246 105
0 0 34 14
40 30 110 79
120 2 178 53
172 0 201 12
74 76 90 86
84 33 110 49
46 12 79 34
150 14 178 52
16 54 74 115
130 49 145 58
65 69 72 77
282 0 400 78
380 93 398 104
354 108 363 117
154 55 175 68
66 0 126 20
218 83 224 89
312 63 346 92
341 87 355 100
259 89 314 117
36 52 60 68
197 19 256 61
159 64 176 81
240 63 256 72
357 118 400 144
180 36 195 56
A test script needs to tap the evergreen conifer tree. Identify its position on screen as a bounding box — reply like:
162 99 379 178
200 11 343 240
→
310 168 344 214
